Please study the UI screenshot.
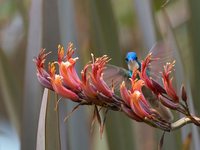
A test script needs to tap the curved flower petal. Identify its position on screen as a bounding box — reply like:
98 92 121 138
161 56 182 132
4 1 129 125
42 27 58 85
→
51 75 80 101
140 53 166 95
33 49 53 90
120 81 131 106
49 63 79 101
162 61 179 102
158 94 179 109
131 79 144 92
121 104 143 122
36 72 52 90
90 55 113 98
130 91 150 118
60 60 81 91
81 65 97 99
58 45 65 63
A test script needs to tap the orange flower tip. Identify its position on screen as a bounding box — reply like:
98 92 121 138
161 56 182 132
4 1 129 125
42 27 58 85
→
47 76 51 80
91 53 95 63
134 90 141 99
74 57 79 61
68 42 73 46
53 74 59 80
62 61 71 67
120 81 125 89
58 44 61 49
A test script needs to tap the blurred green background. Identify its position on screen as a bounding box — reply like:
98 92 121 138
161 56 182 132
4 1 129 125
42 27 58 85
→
0 0 200 150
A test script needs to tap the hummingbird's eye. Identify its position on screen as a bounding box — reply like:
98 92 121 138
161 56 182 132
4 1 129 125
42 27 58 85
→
125 58 128 62
135 57 138 60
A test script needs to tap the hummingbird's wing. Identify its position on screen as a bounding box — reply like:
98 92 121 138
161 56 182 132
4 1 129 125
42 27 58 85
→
142 42 176 122
103 64 131 92
146 42 175 85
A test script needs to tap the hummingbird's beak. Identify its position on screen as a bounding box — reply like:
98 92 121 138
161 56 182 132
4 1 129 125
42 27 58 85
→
128 60 139 71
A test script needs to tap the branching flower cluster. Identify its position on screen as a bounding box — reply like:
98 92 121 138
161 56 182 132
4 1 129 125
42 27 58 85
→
34 42 200 133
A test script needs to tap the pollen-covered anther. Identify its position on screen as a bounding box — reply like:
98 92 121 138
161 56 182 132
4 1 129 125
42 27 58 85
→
58 44 65 63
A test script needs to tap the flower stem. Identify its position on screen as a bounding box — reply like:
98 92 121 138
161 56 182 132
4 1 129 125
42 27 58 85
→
171 116 200 131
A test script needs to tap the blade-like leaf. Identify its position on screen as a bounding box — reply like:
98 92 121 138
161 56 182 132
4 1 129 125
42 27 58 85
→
36 88 49 150
21 0 43 148
45 92 61 150
158 132 165 150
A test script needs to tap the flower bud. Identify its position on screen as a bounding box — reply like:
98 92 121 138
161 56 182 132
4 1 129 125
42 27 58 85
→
181 84 187 102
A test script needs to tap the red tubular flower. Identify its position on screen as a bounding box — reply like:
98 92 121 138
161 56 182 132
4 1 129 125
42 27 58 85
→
120 81 145 121
121 104 143 122
120 71 152 119
131 79 144 92
130 91 151 118
48 63 80 101
140 53 166 95
162 61 179 103
59 59 81 91
90 55 113 98
81 64 97 99
58 44 82 91
33 49 53 90
120 81 131 105
140 53 155 91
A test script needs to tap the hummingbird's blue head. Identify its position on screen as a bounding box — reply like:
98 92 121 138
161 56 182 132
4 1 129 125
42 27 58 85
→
125 52 138 63
125 52 141 75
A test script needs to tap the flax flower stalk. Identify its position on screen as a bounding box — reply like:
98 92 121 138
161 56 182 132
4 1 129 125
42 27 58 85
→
34 42 200 133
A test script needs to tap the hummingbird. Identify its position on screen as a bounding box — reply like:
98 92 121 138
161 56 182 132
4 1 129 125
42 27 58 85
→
102 45 174 122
